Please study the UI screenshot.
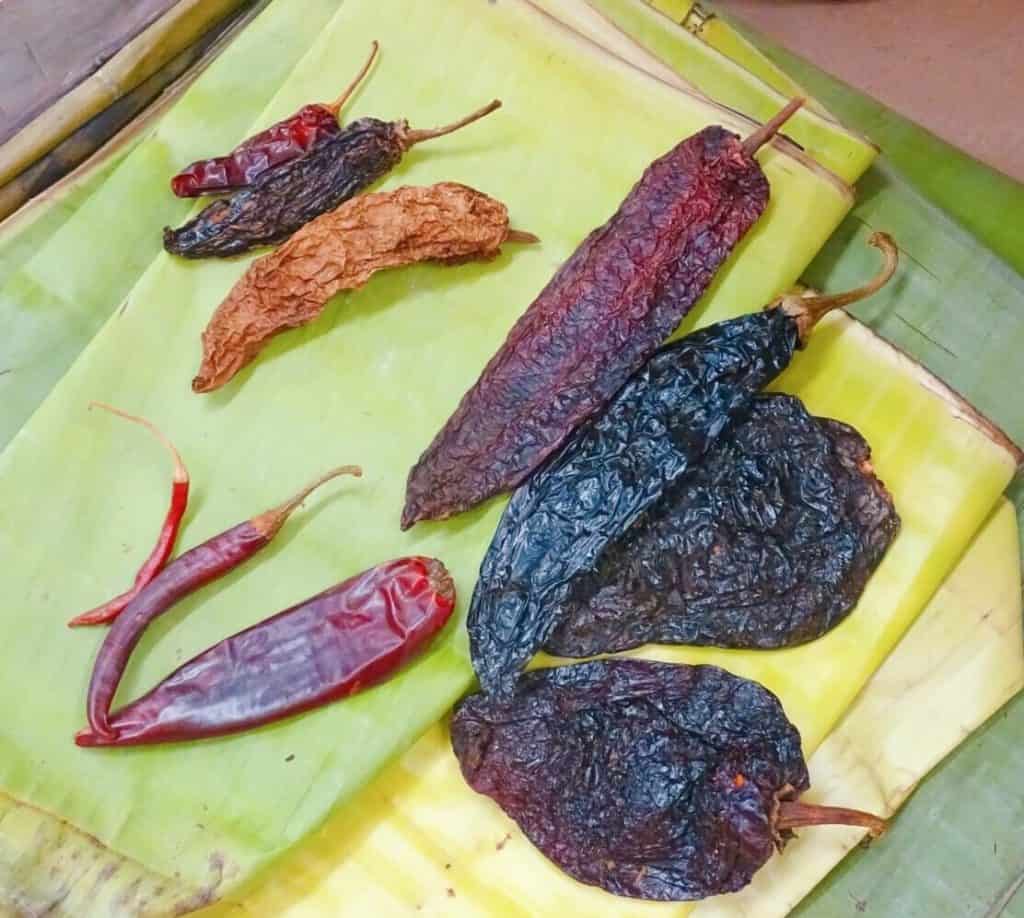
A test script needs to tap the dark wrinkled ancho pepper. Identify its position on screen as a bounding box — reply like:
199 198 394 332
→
469 234 898 696
77 557 454 747
163 99 501 258
402 99 805 529
452 659 886 901
170 42 379 197
546 394 900 656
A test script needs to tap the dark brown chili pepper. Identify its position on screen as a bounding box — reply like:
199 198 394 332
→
83 464 361 740
544 394 900 656
69 403 190 627
163 99 502 258
76 557 454 747
401 99 804 529
468 235 898 697
452 659 886 902
170 42 379 197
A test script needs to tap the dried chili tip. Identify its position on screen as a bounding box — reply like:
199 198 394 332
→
68 403 190 628
81 463 361 741
777 232 899 341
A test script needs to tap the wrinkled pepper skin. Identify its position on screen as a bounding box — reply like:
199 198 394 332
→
451 660 809 901
468 310 797 697
403 126 770 528
77 557 454 747
164 118 405 258
170 104 342 197
546 394 900 656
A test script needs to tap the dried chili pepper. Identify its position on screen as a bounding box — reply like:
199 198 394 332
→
452 659 886 901
469 234 898 697
83 464 361 740
76 557 454 747
191 182 537 393
401 99 805 530
170 42 380 198
545 394 900 656
163 99 502 258
68 403 190 628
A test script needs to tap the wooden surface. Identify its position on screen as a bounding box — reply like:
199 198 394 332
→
0 0 178 145
717 0 1024 183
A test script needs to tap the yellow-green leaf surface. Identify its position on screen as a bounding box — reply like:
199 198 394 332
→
0 0 854 903
196 497 1023 918
578 0 873 181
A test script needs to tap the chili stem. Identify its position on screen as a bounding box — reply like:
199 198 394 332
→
326 40 380 116
776 800 888 838
742 97 805 155
69 403 190 628
782 233 899 340
251 464 362 539
505 229 541 245
403 100 502 147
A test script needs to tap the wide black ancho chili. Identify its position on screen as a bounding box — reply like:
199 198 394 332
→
467 234 898 697
451 660 886 901
546 393 900 656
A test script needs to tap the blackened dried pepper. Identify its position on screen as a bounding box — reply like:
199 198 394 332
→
163 100 501 258
451 660 886 901
468 234 898 696
401 100 805 529
545 394 900 656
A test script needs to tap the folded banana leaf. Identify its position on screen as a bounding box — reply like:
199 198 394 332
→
196 490 1023 918
711 8 1024 280
0 0 859 908
0 0 347 448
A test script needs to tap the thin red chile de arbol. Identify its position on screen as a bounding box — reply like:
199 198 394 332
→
83 464 361 740
69 403 190 627
76 557 454 747
170 41 380 197
402 99 804 528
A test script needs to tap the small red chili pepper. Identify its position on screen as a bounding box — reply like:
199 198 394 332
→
75 557 455 747
83 463 362 740
68 403 190 628
170 41 379 197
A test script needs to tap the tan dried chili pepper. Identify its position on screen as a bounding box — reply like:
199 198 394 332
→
192 182 537 393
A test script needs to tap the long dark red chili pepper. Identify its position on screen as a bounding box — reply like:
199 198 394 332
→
170 41 380 197
402 99 804 529
69 403 190 628
83 464 361 740
76 557 455 747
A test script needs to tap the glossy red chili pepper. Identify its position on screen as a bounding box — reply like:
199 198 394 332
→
68 403 190 627
170 41 379 197
82 464 362 740
76 557 455 747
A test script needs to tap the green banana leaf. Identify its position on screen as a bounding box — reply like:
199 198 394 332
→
0 0 857 907
0 0 346 449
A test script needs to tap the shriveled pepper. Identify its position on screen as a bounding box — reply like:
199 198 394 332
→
469 234 898 696
68 403 189 628
402 100 804 529
191 182 537 393
76 557 454 747
170 42 379 197
83 464 361 740
163 99 502 258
